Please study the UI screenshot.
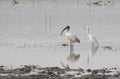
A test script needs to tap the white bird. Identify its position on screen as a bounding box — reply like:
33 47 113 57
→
60 26 80 52
83 27 99 64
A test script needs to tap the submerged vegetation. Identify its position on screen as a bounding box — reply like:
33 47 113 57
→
93 0 111 6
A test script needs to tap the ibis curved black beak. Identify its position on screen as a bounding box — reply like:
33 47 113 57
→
60 26 70 35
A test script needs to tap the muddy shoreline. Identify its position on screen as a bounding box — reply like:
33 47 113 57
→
0 65 120 79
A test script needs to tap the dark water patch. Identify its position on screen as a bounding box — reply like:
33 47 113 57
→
104 45 112 50
103 45 120 51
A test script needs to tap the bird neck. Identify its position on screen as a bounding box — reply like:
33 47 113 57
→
86 27 90 35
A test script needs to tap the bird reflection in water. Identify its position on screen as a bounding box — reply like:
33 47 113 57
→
66 53 80 63
61 44 80 69
66 44 80 63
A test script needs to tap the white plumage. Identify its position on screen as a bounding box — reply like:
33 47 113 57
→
84 27 99 64
65 32 80 43
61 26 80 44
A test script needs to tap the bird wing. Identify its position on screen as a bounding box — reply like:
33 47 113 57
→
66 33 80 43
72 35 80 43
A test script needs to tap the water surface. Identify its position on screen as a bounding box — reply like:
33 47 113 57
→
0 0 120 69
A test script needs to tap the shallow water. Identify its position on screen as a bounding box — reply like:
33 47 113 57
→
0 0 120 69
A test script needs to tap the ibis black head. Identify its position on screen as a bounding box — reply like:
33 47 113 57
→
60 26 70 35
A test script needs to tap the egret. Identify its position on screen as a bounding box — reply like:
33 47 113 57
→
60 26 80 52
83 27 99 64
